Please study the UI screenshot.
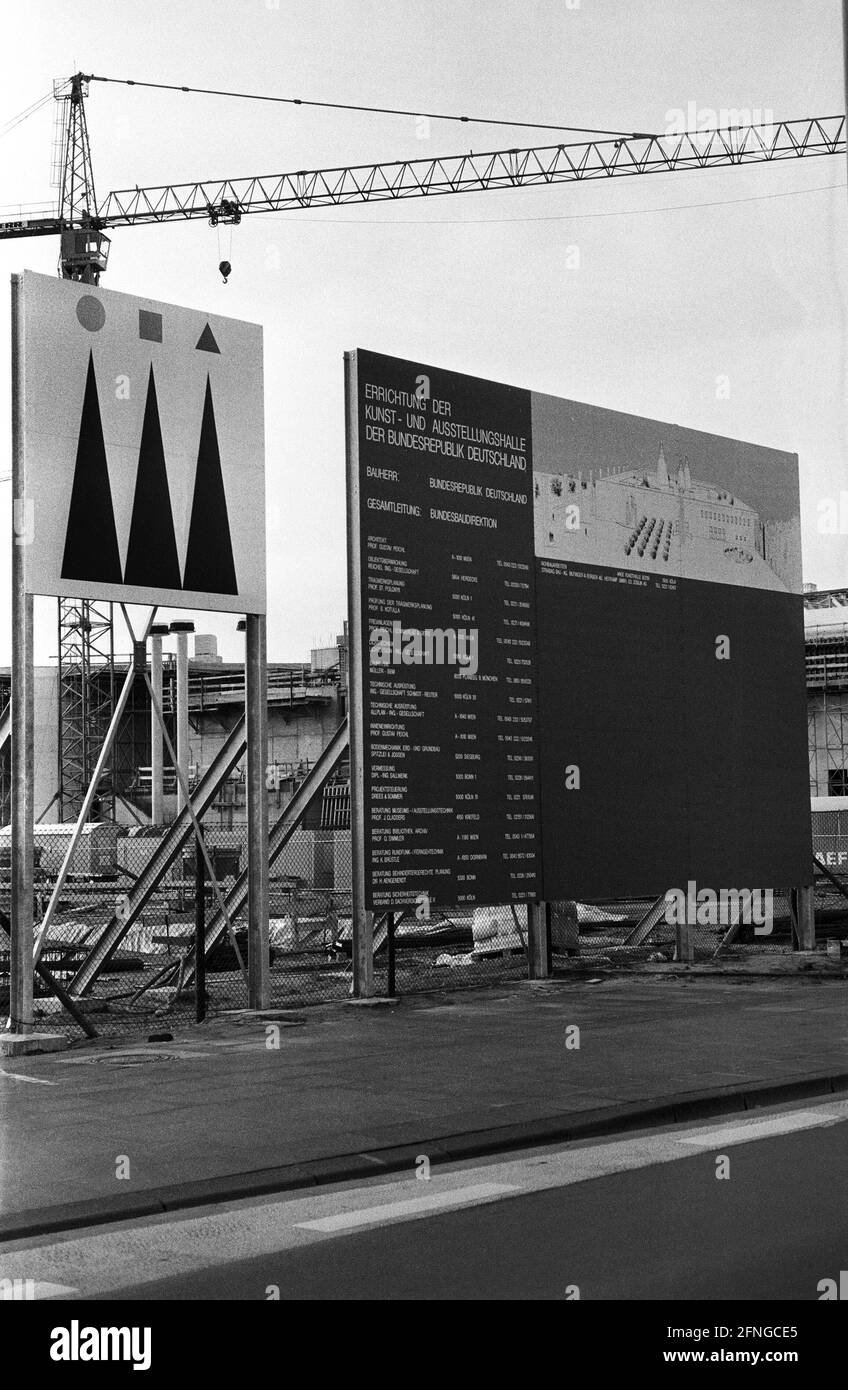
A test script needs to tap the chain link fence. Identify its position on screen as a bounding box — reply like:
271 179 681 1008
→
3 813 848 1040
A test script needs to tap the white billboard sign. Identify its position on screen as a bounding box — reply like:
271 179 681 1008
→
18 271 266 614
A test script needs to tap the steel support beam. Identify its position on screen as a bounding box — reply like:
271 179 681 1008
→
9 274 34 1032
175 629 190 815
245 612 269 1009
344 352 373 998
150 631 164 824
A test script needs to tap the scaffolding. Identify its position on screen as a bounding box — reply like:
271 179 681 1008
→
806 615 848 796
56 599 116 820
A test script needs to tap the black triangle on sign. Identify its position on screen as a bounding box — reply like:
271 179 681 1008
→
61 352 123 584
195 322 220 353
182 377 238 596
124 366 183 591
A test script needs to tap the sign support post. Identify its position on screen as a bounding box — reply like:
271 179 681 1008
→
528 902 552 979
195 823 207 1023
245 612 269 1009
344 352 374 998
8 274 34 1034
173 623 192 816
790 885 816 951
150 625 166 824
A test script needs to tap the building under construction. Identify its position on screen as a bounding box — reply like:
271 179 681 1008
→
0 629 348 831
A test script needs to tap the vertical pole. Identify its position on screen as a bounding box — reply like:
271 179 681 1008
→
195 824 206 1023
107 602 116 822
9 274 34 1032
528 902 552 979
386 911 396 998
150 632 164 825
175 631 189 816
675 922 695 964
843 1 848 195
245 612 269 1009
56 603 64 820
344 351 374 997
790 885 816 951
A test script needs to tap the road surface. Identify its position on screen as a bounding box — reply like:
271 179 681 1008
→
2 1097 846 1300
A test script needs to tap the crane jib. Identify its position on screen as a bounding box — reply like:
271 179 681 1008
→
1 115 844 243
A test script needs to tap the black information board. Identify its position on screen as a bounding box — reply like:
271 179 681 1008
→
346 349 813 910
348 349 541 908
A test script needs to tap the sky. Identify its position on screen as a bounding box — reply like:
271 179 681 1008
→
1 0 846 666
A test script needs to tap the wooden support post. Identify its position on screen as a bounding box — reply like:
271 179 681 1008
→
528 901 552 979
675 922 695 964
790 885 815 952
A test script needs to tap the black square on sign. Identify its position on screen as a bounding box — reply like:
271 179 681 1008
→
138 309 163 343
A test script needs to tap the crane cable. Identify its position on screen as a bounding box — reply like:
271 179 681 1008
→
81 73 653 140
0 88 54 137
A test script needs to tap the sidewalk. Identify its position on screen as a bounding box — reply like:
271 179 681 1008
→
2 972 847 1239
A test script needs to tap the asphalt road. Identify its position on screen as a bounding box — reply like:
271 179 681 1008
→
5 1099 847 1300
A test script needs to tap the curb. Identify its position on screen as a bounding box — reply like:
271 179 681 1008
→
4 1069 848 1243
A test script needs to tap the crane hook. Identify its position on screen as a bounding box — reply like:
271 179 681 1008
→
219 259 231 284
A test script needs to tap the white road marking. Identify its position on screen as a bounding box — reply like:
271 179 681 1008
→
1 1100 845 1298
1 1280 78 1300
295 1182 518 1233
0 1069 57 1086
677 1110 837 1148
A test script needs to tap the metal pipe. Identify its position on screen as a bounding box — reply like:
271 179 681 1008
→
175 630 189 815
245 613 269 1009
344 351 374 997
195 825 206 1023
150 632 164 824
843 1 848 197
386 911 395 998
9 274 34 1031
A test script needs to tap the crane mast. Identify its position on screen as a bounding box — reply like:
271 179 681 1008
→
51 74 114 817
53 73 110 283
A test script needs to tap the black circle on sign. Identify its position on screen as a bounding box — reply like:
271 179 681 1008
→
76 295 106 331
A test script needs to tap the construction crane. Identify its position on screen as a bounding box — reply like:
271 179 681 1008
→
4 75 846 277
2 73 845 818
